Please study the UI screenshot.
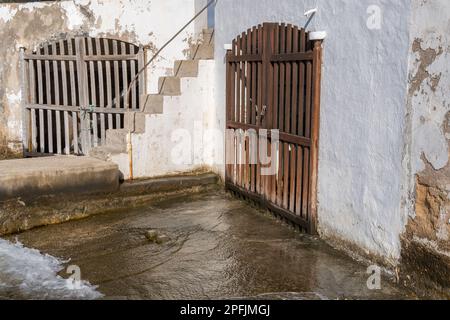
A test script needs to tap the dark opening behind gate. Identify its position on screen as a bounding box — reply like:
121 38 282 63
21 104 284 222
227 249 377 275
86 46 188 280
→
225 23 323 234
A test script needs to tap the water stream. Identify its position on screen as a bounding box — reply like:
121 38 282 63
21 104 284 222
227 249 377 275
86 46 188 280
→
0 238 101 299
0 190 417 300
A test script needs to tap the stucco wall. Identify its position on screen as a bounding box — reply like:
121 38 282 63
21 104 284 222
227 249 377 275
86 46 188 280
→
113 60 216 180
0 0 205 154
214 0 412 263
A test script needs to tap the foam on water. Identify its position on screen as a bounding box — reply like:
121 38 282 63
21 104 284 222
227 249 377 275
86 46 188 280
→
0 238 102 300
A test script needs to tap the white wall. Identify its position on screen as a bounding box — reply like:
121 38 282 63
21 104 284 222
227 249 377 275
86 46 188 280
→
116 60 217 179
0 0 202 149
214 0 412 263
195 0 209 35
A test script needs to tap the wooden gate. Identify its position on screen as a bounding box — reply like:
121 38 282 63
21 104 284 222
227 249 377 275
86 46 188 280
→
225 23 323 233
20 37 145 156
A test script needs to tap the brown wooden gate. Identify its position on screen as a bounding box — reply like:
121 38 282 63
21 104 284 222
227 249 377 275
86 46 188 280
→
20 37 145 156
225 23 323 234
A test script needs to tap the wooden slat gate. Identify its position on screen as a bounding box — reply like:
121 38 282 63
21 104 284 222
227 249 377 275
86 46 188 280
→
20 37 145 156
225 23 323 234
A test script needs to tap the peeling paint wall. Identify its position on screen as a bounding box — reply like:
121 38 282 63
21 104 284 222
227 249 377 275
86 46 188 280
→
0 0 204 155
401 0 450 293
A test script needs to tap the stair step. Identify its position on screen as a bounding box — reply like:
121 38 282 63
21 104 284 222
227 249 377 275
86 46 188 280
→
158 76 181 96
141 94 164 114
124 112 147 134
174 60 199 77
190 43 214 60
203 28 214 34
202 28 214 45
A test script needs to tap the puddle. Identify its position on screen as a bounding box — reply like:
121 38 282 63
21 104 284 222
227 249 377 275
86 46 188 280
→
1 190 417 299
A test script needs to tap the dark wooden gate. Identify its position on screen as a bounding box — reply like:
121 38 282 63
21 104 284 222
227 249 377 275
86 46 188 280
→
225 23 323 233
20 37 145 156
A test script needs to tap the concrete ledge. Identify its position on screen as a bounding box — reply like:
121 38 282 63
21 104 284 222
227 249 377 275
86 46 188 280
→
400 237 450 299
120 173 219 195
0 171 220 236
0 156 119 201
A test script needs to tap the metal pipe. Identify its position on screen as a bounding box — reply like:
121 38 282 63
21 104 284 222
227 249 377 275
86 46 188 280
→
127 129 133 180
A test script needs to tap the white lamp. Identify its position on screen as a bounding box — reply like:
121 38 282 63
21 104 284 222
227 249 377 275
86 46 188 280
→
304 7 327 40
309 31 327 40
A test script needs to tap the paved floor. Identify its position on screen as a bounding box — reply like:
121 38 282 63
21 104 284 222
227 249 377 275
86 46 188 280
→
4 189 416 299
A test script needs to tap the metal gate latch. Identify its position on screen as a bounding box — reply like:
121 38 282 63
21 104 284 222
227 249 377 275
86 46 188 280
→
260 105 267 123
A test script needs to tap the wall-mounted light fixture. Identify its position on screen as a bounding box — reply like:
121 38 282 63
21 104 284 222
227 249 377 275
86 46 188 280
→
304 7 327 40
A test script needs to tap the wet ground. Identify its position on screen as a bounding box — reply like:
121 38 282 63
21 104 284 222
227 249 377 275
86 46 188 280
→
3 189 417 299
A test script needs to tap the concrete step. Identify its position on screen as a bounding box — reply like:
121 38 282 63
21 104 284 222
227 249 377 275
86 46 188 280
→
0 156 119 201
174 60 199 77
120 172 219 195
190 43 214 60
202 28 214 45
88 145 126 162
140 94 164 114
0 171 219 236
158 76 181 96
106 128 128 151
124 112 147 134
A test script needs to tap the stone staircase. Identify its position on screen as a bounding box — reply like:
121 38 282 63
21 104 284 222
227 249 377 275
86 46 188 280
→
89 29 215 177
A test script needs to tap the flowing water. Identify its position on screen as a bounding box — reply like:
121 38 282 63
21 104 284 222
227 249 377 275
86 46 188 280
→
0 190 417 300
0 238 101 299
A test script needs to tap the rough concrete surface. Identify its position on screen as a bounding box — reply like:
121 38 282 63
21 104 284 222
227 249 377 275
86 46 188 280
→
119 172 219 195
0 156 119 201
0 171 219 236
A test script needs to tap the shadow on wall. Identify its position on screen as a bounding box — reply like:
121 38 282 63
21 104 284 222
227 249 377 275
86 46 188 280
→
207 1 215 28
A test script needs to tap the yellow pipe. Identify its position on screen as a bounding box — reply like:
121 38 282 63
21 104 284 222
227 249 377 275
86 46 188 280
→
127 129 133 181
